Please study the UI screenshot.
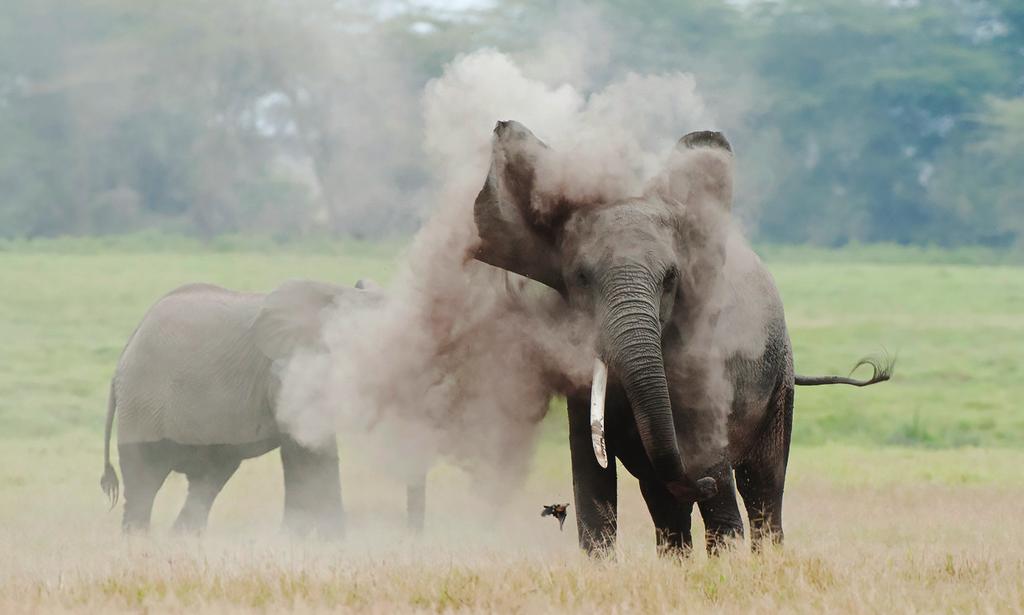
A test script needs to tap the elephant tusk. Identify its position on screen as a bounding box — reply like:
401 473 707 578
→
590 358 609 469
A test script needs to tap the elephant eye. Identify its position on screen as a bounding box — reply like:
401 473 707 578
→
662 268 678 293
575 267 591 288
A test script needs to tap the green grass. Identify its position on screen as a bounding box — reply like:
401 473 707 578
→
0 245 396 439
756 241 1024 266
1 238 1021 451
777 261 1024 447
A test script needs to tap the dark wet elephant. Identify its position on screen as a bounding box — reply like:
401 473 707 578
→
100 279 427 536
471 121 891 554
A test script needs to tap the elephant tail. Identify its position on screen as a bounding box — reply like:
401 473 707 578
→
100 378 119 510
795 354 895 387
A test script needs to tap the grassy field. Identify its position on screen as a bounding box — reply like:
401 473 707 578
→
1 239 1023 613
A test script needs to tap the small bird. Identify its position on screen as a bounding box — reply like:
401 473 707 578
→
541 503 570 530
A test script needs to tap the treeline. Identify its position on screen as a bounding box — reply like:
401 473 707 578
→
1 0 1021 246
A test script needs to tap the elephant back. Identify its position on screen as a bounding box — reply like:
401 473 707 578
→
115 284 278 446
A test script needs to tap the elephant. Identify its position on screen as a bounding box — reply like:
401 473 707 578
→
99 278 427 535
471 121 892 554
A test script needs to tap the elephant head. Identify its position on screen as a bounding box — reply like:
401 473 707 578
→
472 121 735 502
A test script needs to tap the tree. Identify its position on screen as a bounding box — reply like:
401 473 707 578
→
930 96 1024 247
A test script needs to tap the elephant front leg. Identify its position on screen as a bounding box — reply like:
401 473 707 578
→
696 461 744 554
639 478 693 556
568 395 617 556
280 434 344 538
406 473 426 533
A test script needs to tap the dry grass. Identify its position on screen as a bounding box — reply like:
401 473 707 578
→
2 444 1023 614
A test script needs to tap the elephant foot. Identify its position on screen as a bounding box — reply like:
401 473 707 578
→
705 524 744 555
283 506 345 540
172 517 205 535
317 515 345 541
581 539 618 560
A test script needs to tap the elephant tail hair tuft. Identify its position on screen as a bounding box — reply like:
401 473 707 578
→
795 352 895 387
100 379 119 509
101 464 118 510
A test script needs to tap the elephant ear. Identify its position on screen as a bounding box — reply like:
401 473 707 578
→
473 120 568 293
251 279 349 361
657 130 734 212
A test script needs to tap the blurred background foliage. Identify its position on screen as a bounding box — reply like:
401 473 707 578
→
0 0 1021 247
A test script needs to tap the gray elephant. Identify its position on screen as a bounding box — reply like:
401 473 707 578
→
99 278 427 535
471 121 891 554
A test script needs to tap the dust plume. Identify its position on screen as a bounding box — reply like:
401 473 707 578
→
274 47 759 501
653 142 782 463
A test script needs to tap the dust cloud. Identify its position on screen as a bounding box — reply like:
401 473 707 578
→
273 47 759 502
649 141 782 462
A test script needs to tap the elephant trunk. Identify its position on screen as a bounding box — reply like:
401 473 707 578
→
599 267 717 501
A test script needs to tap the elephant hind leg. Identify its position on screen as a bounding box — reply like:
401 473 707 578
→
735 461 785 548
280 435 344 538
736 385 793 548
119 442 173 533
173 453 241 534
